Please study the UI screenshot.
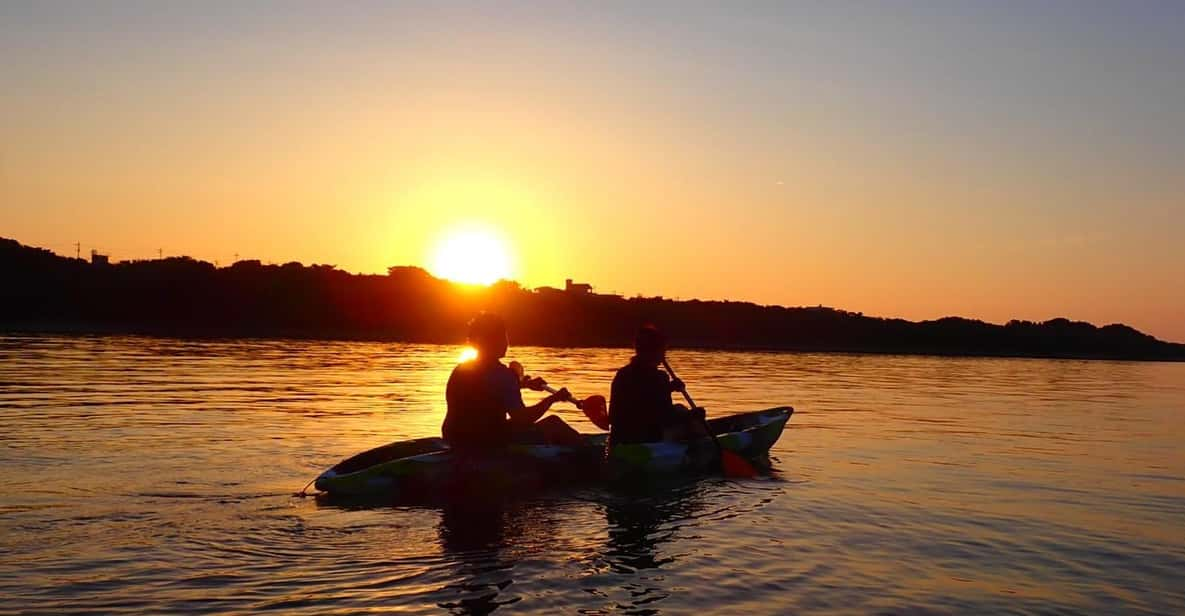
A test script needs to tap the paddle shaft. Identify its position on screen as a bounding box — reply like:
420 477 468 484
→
540 383 582 409
512 361 579 408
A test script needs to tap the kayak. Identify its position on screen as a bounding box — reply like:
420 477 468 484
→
312 406 793 498
313 407 793 498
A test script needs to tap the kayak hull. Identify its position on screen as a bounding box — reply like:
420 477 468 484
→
313 406 793 498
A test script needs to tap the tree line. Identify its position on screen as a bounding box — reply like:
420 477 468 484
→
2 237 1182 361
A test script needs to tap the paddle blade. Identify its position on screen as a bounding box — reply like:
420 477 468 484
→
581 394 611 431
720 448 759 478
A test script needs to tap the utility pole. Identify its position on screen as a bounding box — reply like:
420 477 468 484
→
158 248 163 259
75 242 81 260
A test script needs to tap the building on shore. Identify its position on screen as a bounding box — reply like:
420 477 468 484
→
565 278 592 295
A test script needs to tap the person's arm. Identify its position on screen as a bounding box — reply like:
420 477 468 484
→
660 371 704 422
502 367 568 426
669 376 685 394
508 389 568 426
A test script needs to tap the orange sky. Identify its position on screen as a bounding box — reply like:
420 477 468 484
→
2 4 1183 342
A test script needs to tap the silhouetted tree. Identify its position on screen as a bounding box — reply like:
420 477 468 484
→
1 237 1181 361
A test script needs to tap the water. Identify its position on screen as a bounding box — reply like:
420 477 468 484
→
1 335 1183 614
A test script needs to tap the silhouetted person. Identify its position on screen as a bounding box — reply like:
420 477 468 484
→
609 325 706 445
443 313 580 450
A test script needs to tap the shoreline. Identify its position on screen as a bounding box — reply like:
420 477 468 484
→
5 322 1182 363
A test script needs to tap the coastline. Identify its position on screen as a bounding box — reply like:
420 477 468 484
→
5 322 1182 363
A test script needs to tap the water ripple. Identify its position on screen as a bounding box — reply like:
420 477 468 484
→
1 335 1183 613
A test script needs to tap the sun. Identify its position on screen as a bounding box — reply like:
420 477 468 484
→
429 227 514 285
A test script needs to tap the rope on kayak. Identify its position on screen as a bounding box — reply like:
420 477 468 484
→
294 478 317 498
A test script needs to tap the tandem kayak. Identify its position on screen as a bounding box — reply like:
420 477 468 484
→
312 406 793 498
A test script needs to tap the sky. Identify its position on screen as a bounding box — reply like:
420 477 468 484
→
2 1 1183 341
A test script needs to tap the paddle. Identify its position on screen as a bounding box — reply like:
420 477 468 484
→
509 361 610 430
663 358 758 478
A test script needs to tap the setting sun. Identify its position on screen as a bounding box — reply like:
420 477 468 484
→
429 227 514 285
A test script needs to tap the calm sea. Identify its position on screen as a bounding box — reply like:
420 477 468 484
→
1 335 1182 614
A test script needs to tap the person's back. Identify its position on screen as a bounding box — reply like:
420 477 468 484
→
443 357 521 450
609 325 703 445
609 357 677 444
442 312 575 451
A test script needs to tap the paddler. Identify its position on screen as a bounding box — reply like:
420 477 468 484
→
608 325 707 445
443 312 581 450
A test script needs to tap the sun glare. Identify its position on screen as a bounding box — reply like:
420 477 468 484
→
429 227 514 285
458 346 478 362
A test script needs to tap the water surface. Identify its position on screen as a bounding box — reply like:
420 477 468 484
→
1 335 1183 613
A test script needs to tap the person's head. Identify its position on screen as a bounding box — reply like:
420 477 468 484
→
634 324 667 366
467 312 509 360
